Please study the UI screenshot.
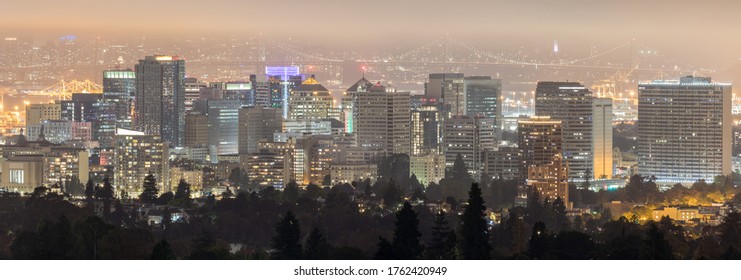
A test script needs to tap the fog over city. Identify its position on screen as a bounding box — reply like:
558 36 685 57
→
2 0 741 67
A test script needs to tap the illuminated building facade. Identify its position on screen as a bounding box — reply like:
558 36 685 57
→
169 167 204 198
266 66 302 118
535 81 594 181
134 55 186 146
1 154 43 194
184 113 209 148
411 104 442 155
426 73 465 117
114 128 169 195
410 151 446 185
637 76 731 184
330 164 377 185
592 98 613 179
443 115 495 179
102 69 135 130
287 75 334 121
464 76 502 130
207 100 240 156
26 103 61 127
238 106 282 155
526 154 570 209
518 116 563 182
352 79 411 155
483 145 521 181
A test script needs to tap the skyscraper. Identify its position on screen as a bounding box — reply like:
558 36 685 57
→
518 116 563 182
427 73 465 117
637 76 731 184
207 100 240 156
592 98 613 179
238 106 282 155
134 55 186 147
102 69 135 130
351 79 411 155
443 115 495 179
411 104 442 156
114 128 169 194
535 81 593 181
464 76 502 127
287 75 333 121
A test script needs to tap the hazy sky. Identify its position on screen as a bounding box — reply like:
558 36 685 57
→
2 0 741 64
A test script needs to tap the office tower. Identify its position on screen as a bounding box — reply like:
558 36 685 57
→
637 76 731 184
26 103 61 127
266 66 302 118
426 73 465 116
207 100 240 156
592 98 613 179
223 82 254 106
443 115 495 179
134 55 186 147
535 81 593 181
526 154 570 208
344 77 374 134
351 78 411 155
184 113 209 147
102 69 135 130
252 74 271 108
246 140 286 188
410 151 446 185
287 75 334 121
411 104 442 155
284 135 334 185
114 128 169 194
238 106 282 155
518 116 563 182
464 76 502 130
43 147 90 188
184 78 207 113
483 144 521 181
60 93 101 122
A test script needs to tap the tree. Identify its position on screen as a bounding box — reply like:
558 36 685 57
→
458 183 491 259
641 223 673 259
283 180 300 203
84 179 95 201
100 177 114 200
718 211 741 254
426 210 456 259
390 202 423 259
382 179 403 208
271 211 302 259
322 174 332 186
151 239 176 260
374 237 394 260
174 179 191 201
528 222 551 259
304 227 331 260
450 153 471 181
139 172 159 204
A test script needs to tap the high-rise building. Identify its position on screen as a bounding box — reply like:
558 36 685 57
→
518 116 563 182
287 75 334 121
114 128 169 194
592 98 613 179
426 73 465 117
464 76 502 129
637 76 731 184
184 78 207 114
410 151 446 185
184 113 209 148
527 154 570 209
535 81 593 181
102 69 135 130
134 55 186 147
223 81 254 106
207 100 240 156
266 66 302 118
26 103 61 127
351 78 411 155
238 107 282 155
443 115 495 179
483 144 521 181
411 104 442 155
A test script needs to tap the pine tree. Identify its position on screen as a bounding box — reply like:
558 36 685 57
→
139 172 159 204
391 201 423 259
101 177 114 201
641 223 673 259
271 211 302 259
283 180 300 203
450 153 471 181
528 222 551 259
374 237 394 260
84 179 95 201
304 227 331 260
426 210 456 259
174 179 191 200
458 183 491 259
151 239 176 260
